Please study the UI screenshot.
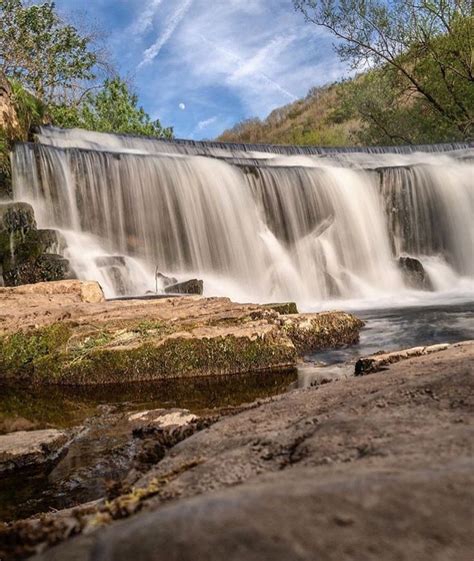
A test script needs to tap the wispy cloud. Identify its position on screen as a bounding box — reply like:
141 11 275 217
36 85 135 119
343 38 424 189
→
139 0 193 68
198 34 298 103
130 0 163 34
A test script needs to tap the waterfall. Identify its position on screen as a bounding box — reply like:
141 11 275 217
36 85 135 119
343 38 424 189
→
10 127 474 308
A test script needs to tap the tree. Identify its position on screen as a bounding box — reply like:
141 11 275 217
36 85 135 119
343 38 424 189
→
0 0 99 103
50 77 174 139
294 0 473 141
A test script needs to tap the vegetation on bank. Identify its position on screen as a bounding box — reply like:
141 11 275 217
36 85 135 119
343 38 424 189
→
220 0 473 146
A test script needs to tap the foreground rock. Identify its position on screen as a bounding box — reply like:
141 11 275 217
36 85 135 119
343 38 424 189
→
0 280 363 385
0 429 69 475
4 342 471 560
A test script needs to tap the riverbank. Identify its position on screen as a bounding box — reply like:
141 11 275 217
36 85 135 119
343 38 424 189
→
0 340 472 560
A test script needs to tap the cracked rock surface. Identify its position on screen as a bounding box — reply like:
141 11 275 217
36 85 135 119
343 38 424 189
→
27 341 473 561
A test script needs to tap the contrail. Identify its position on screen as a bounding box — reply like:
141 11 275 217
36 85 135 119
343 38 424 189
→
197 33 298 102
139 0 193 68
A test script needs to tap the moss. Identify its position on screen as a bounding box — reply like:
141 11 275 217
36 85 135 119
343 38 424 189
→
263 302 299 315
0 324 72 379
33 333 297 385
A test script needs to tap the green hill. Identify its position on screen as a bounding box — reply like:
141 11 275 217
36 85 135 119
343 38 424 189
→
218 81 361 146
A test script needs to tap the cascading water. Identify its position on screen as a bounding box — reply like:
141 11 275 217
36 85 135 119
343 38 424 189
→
10 127 474 309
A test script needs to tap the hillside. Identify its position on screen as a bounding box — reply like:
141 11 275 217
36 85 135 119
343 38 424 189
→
218 81 361 146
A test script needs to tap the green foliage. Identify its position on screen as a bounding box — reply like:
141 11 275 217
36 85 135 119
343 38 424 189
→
0 0 97 102
50 77 173 138
9 79 47 137
294 0 473 142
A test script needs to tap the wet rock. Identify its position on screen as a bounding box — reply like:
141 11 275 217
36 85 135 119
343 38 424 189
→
155 272 178 289
164 279 204 295
398 256 433 291
355 342 451 375
0 202 36 234
95 256 127 268
1 202 72 287
3 253 74 286
0 429 69 474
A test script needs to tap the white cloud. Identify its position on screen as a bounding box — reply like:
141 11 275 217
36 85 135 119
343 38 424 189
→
139 0 194 68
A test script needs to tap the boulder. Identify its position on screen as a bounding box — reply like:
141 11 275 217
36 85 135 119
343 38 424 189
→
1 202 72 287
164 278 204 295
2 279 105 303
0 429 69 474
398 256 433 291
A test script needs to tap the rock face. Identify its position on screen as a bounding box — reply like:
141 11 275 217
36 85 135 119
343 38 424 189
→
12 342 473 561
0 429 69 474
398 256 433 290
0 281 363 385
0 202 73 287
164 278 204 295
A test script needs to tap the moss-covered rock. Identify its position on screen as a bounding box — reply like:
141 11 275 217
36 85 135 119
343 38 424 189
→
3 253 73 286
0 202 36 235
279 312 365 354
0 321 296 385
0 282 364 385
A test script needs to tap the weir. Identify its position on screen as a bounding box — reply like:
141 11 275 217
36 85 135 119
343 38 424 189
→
10 127 474 307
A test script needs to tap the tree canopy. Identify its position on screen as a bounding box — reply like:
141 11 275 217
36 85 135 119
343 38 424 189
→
0 0 98 103
0 0 173 139
50 77 173 138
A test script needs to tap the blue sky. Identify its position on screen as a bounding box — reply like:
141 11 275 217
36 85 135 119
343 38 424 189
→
54 0 349 140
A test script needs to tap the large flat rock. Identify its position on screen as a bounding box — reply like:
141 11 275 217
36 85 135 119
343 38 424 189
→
0 281 363 385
